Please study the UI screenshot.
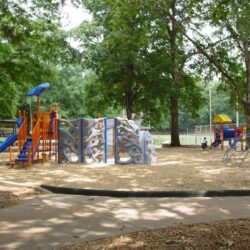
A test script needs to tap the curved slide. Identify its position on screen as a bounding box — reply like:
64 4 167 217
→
0 133 17 153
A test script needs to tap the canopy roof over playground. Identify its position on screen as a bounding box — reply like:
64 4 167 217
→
213 114 232 124
28 83 49 97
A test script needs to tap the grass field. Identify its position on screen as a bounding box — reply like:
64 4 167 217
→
0 133 213 148
152 133 213 147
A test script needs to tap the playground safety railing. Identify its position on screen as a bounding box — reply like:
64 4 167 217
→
42 112 49 162
195 123 246 135
54 118 58 162
32 118 40 160
222 143 249 167
17 116 27 153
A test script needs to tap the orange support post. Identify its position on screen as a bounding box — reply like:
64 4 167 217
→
49 139 52 160
42 113 45 163
18 116 27 154
54 103 59 162
55 118 58 162
28 147 32 168
32 118 40 161
36 96 40 119
9 146 14 168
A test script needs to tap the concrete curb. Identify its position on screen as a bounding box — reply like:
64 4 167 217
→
41 185 250 198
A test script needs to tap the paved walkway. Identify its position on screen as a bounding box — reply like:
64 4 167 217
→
0 194 249 250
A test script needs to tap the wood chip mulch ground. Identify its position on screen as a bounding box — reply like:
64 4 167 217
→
0 148 249 191
0 185 43 209
58 219 250 250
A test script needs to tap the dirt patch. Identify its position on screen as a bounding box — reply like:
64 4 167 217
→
0 148 249 191
58 219 250 250
0 185 43 209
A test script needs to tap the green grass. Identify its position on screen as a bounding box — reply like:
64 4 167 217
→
152 134 213 147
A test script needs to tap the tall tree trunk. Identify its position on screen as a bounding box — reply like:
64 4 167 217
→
245 64 250 147
125 91 133 120
245 46 250 147
245 106 250 147
170 95 181 146
168 1 181 146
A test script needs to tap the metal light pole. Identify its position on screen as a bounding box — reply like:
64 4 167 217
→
236 96 239 127
209 87 212 142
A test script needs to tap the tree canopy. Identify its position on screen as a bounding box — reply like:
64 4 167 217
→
0 0 72 118
0 0 249 146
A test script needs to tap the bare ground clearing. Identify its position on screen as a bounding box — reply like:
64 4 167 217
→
0 148 249 191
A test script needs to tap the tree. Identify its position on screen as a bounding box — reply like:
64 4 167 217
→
81 70 122 118
41 66 87 119
149 0 206 145
73 0 171 127
0 0 72 118
180 0 250 146
75 0 203 141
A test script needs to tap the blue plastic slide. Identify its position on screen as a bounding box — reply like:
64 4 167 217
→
0 133 17 153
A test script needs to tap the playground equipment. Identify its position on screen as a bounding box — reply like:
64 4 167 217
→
222 146 249 167
58 117 156 165
58 118 107 163
0 133 18 153
114 118 156 164
1 83 156 167
0 83 58 167
0 117 22 153
16 83 58 167
211 114 249 166
211 114 245 150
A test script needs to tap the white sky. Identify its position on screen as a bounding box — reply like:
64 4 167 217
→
61 1 92 30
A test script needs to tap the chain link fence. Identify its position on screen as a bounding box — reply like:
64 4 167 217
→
152 123 246 148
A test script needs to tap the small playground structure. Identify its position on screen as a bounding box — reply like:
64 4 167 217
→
114 118 156 164
58 117 156 164
0 83 156 167
0 83 58 167
58 118 107 164
210 114 249 166
211 114 246 151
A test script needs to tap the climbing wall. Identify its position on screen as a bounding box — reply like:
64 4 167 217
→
58 118 107 164
58 119 81 163
141 131 156 164
115 118 156 164
82 118 106 163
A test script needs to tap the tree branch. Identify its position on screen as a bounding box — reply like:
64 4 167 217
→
225 23 245 54
181 31 246 106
